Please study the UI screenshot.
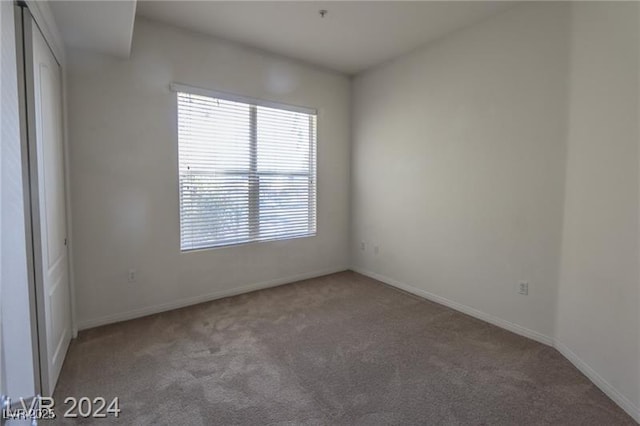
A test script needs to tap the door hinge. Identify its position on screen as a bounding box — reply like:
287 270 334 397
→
64 237 67 246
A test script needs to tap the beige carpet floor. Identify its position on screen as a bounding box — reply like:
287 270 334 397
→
54 271 636 425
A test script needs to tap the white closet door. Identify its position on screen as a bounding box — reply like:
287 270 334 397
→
31 20 71 395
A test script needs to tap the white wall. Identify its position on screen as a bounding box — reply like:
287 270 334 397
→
351 3 570 342
67 18 351 329
555 2 640 418
351 1 640 420
1 1 37 398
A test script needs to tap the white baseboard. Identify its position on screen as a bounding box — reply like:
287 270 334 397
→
555 341 640 423
351 266 554 346
77 266 348 330
351 266 640 423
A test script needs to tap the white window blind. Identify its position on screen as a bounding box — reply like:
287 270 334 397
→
176 86 317 251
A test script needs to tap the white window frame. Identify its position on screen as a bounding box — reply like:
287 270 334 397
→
172 83 318 251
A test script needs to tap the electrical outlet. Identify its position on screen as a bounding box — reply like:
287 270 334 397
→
360 241 366 251
518 281 528 295
128 269 137 283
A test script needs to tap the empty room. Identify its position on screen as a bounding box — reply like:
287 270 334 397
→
1 0 639 424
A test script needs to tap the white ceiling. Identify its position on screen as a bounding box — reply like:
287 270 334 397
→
50 0 137 58
136 1 516 75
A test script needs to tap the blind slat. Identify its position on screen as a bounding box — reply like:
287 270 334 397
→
177 91 317 251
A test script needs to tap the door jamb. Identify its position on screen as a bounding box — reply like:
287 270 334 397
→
15 2 48 397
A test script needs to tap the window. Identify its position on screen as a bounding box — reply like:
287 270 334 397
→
174 84 317 251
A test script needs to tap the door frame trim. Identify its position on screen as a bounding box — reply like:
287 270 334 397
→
14 3 67 396
14 2 43 397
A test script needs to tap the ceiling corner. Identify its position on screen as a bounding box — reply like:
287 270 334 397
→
50 0 137 59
